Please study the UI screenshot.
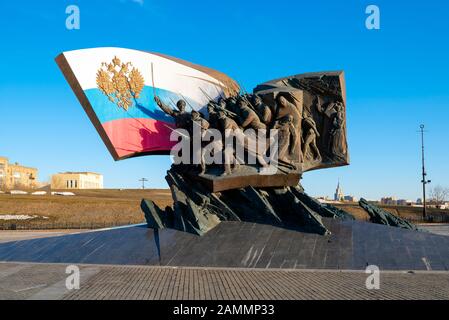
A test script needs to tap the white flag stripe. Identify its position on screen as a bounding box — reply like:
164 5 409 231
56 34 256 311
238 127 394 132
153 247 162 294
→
63 47 224 107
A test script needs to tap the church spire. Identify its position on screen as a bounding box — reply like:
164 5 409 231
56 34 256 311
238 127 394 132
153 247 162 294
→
334 179 344 201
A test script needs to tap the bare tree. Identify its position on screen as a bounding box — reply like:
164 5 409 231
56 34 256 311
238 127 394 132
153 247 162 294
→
429 185 449 205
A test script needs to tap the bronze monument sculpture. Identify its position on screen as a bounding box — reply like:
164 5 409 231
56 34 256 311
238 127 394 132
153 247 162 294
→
141 71 354 236
55 48 413 237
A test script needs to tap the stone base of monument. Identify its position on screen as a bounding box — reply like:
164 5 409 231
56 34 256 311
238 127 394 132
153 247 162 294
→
2 168 436 270
1 219 448 270
189 164 301 192
141 167 355 237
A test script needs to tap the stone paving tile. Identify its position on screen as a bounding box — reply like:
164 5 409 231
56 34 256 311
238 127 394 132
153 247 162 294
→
1 262 449 300
64 267 449 300
0 263 67 300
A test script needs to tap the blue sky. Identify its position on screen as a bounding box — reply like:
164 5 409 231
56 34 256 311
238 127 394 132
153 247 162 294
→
0 0 448 200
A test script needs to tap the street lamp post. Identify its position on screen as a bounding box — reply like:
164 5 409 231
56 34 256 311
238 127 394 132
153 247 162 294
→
419 124 431 219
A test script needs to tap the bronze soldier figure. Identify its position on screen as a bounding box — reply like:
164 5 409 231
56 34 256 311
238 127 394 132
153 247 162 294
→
207 102 219 129
154 96 191 129
330 102 346 161
191 110 210 174
218 111 241 175
302 115 321 162
235 99 266 130
273 95 302 163
252 95 272 125
273 115 299 166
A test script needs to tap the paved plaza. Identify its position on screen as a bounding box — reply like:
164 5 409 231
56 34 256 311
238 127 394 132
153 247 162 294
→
0 230 86 244
0 262 448 300
418 224 449 236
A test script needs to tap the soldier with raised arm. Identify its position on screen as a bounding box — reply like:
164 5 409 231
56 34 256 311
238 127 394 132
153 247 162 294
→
154 96 191 129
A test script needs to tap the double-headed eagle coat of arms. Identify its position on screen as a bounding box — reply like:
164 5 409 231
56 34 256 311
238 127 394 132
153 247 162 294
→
96 56 144 110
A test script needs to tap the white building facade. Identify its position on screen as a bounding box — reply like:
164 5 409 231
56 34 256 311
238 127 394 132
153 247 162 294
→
51 172 103 189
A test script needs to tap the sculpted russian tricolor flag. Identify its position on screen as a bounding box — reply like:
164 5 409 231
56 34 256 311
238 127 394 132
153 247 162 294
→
55 47 239 160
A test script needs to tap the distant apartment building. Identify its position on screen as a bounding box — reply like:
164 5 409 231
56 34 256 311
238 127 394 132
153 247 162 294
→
0 156 38 189
427 201 449 209
396 199 413 206
51 172 103 189
343 195 358 202
381 197 397 205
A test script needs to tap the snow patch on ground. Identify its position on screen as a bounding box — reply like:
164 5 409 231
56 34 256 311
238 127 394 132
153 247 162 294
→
0 215 49 220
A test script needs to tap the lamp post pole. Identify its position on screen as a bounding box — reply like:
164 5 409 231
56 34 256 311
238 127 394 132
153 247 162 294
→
419 124 430 219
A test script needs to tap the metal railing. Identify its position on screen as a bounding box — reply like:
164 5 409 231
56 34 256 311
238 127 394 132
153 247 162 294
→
404 215 449 224
363 215 449 224
0 221 144 230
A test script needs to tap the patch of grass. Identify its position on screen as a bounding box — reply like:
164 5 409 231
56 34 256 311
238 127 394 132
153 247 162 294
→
334 202 449 222
3 188 446 230
0 189 172 229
